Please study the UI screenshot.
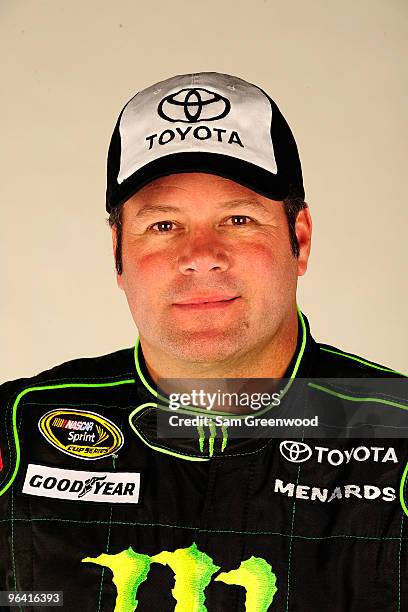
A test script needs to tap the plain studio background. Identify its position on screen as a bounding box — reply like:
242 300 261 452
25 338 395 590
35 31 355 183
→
1 0 407 381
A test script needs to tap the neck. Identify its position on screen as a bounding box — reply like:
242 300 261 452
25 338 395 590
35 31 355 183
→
138 310 299 385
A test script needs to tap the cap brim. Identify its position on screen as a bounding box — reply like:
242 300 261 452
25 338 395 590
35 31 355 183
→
106 152 298 212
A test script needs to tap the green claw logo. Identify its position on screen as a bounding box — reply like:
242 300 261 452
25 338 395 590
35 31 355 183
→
82 542 277 611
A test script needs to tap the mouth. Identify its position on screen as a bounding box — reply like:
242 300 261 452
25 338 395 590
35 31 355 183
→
173 296 240 310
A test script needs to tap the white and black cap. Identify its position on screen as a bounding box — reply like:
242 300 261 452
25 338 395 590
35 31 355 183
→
106 71 305 212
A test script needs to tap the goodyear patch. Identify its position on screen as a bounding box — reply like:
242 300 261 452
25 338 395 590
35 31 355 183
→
38 410 123 460
23 464 140 503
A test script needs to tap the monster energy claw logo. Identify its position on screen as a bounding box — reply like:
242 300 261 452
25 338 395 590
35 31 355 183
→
82 542 277 611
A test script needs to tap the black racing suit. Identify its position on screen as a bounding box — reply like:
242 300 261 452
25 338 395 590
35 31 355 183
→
0 312 407 611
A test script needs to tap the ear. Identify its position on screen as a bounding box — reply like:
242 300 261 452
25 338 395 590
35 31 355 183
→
295 206 312 277
111 226 124 290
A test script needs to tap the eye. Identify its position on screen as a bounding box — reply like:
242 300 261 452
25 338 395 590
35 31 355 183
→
149 220 177 232
224 215 254 226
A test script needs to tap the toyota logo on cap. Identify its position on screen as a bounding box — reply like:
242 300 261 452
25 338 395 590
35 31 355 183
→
158 87 231 123
279 441 312 463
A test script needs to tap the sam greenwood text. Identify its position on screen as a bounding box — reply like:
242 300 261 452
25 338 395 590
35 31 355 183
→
167 415 319 428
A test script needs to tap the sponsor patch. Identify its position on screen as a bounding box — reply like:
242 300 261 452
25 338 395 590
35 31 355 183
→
38 409 123 460
23 464 140 503
274 478 396 503
279 440 398 466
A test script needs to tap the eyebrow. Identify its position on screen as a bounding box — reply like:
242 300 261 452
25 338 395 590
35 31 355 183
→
134 204 181 219
218 199 269 213
133 199 269 219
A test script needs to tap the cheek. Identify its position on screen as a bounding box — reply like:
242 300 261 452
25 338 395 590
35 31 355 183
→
238 240 293 272
241 242 274 265
121 250 170 296
238 241 297 293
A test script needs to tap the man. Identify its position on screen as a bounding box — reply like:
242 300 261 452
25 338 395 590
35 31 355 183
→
0 72 406 611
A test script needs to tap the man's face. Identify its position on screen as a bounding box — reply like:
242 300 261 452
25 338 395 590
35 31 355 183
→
112 172 311 363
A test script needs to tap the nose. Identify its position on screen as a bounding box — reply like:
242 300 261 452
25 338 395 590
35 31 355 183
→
177 234 230 275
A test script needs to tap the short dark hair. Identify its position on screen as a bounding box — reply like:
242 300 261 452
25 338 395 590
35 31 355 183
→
108 204 124 274
108 187 307 275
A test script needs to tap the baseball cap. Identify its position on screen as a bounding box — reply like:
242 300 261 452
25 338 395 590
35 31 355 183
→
106 71 304 212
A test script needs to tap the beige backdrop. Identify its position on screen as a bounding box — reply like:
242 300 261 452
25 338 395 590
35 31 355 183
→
1 0 407 381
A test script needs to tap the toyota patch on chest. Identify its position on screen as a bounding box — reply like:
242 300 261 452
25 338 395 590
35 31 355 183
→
38 409 123 460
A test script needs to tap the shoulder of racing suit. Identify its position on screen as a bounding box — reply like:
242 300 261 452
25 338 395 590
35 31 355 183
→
0 345 136 393
312 341 405 378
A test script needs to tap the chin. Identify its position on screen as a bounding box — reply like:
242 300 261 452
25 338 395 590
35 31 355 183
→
165 329 247 364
